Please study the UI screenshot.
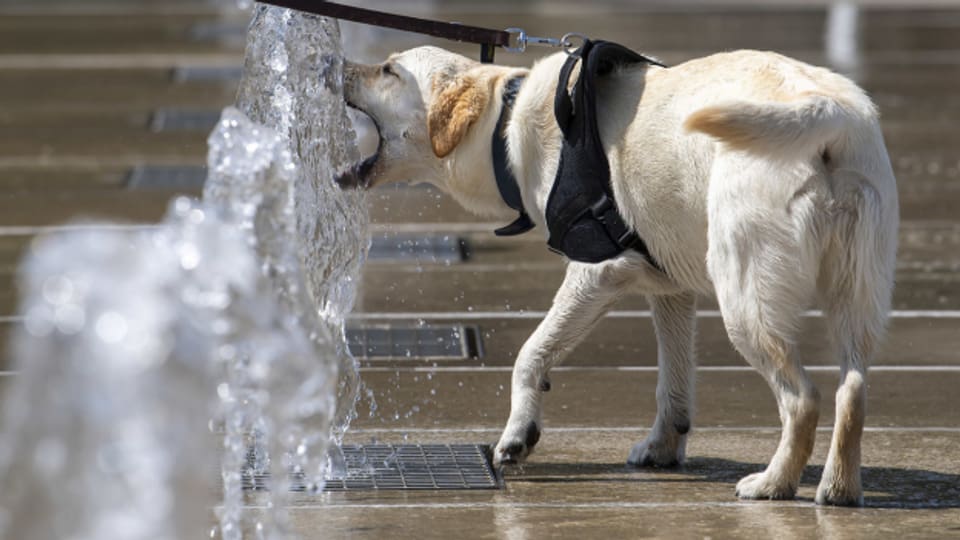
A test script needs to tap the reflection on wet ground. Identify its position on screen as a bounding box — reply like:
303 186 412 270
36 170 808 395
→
1 0 959 537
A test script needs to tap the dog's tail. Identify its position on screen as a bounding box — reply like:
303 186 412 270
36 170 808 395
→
683 93 872 157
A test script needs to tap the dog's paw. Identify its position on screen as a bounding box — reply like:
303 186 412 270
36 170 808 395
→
735 471 796 500
626 435 684 468
815 475 863 507
493 422 541 466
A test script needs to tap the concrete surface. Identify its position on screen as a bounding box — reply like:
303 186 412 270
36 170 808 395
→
1 1 959 538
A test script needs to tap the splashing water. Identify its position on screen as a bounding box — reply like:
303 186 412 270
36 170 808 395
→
202 6 369 537
0 202 242 540
0 5 369 540
229 5 369 446
205 105 357 539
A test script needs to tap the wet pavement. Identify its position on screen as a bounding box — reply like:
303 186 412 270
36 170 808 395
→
2 0 959 537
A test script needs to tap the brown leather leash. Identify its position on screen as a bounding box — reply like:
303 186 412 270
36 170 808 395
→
255 0 583 63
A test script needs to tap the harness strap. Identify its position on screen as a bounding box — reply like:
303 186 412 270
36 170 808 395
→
546 40 664 269
554 54 579 132
492 76 535 236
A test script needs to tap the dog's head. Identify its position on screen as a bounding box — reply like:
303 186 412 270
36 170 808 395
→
339 46 499 190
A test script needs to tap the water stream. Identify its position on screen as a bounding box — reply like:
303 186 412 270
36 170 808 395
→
228 3 369 450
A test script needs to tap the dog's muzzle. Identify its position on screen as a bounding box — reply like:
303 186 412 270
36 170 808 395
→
336 101 384 190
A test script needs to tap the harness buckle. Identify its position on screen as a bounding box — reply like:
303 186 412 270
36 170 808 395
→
590 194 614 220
617 230 640 249
561 32 589 56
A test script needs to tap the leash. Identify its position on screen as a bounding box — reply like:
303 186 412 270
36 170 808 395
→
256 0 584 63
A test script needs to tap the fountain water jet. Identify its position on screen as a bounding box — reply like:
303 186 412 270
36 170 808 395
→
0 5 369 540
207 5 369 535
0 201 251 540
228 4 369 448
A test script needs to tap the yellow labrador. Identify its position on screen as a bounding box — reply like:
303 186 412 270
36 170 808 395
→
341 45 898 506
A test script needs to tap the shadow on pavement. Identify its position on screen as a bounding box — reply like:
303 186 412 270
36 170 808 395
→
503 457 960 509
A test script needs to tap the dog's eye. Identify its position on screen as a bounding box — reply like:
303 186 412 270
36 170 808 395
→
381 63 399 78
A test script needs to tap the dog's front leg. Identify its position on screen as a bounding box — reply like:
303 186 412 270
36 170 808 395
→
493 261 626 466
627 292 697 467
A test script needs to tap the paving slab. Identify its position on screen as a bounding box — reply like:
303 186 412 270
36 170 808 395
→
4 311 960 371
347 315 960 368
342 370 960 430
0 69 238 116
355 269 960 313
0 14 248 55
289 504 960 540
6 219 960 314
270 430 960 538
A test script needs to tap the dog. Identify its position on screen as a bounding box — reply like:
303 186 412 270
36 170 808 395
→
341 45 898 506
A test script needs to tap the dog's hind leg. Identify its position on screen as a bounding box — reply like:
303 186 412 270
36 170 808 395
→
493 260 630 466
707 156 823 501
628 291 697 467
729 335 819 501
815 171 897 506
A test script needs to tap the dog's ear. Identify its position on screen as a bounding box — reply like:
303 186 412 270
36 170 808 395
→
428 74 491 158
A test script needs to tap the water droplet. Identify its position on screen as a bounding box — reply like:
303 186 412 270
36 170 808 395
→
179 243 201 270
54 304 86 334
41 275 74 305
24 304 55 337
95 311 128 344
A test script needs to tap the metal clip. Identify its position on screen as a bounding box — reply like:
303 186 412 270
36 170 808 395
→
504 28 588 54
560 32 588 56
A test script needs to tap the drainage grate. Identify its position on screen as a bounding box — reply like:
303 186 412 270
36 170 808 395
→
346 324 483 360
172 65 244 83
368 234 468 264
150 108 223 132
242 444 500 491
126 165 207 190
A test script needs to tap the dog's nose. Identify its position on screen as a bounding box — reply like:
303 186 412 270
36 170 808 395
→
343 61 380 88
342 61 367 112
343 60 360 90
334 167 361 189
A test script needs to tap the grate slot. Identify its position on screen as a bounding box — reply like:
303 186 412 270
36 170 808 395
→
126 165 207 190
346 324 483 361
150 108 223 132
368 234 468 264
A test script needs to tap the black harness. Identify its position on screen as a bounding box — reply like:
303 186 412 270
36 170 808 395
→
491 76 535 236
492 39 664 269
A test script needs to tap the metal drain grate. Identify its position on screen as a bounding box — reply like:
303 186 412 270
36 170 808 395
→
126 165 207 190
241 444 500 491
172 65 244 83
368 234 468 263
150 108 223 132
346 324 483 360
